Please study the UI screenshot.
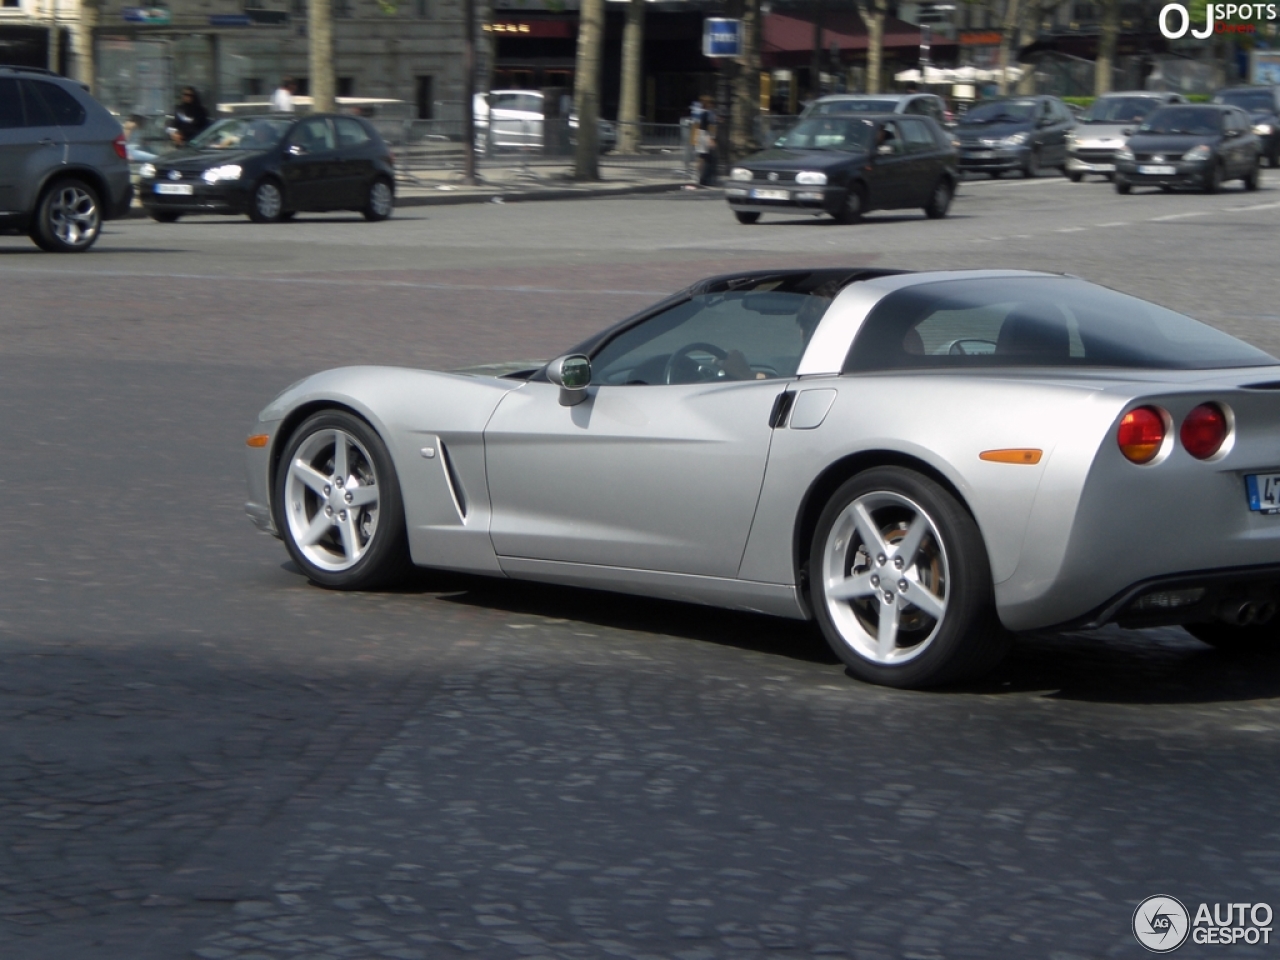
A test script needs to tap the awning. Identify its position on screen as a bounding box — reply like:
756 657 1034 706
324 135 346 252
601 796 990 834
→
761 12 956 69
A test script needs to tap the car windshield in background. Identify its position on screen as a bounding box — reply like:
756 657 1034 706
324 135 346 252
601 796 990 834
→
1138 107 1222 136
190 117 292 150
775 117 874 151
845 277 1276 372
1216 89 1274 112
811 99 898 115
962 100 1036 123
1081 97 1162 124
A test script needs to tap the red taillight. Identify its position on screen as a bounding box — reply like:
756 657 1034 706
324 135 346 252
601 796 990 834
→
1180 403 1228 460
113 133 127 160
1118 406 1165 464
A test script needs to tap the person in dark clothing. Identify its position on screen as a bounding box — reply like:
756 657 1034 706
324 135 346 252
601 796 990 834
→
170 87 211 146
695 94 717 186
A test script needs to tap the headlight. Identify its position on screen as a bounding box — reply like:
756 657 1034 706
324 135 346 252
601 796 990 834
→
1114 146 1134 161
795 171 827 185
730 167 753 182
202 164 243 184
139 162 156 179
1254 123 1274 136
1065 132 1077 145
1182 144 1211 161
1000 132 1029 147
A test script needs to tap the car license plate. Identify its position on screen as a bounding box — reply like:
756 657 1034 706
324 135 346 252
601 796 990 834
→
1246 473 1280 514
154 183 194 195
1138 164 1176 175
750 188 789 201
967 150 994 158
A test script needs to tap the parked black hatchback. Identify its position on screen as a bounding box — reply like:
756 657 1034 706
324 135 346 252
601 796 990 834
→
140 114 395 223
724 114 958 225
953 96 1075 177
1113 104 1261 194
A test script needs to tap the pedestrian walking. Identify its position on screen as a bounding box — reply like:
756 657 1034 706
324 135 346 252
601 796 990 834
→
272 77 297 113
169 87 210 146
695 94 717 187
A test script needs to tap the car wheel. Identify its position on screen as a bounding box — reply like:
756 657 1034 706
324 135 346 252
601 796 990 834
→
1022 150 1039 178
809 467 1009 688
733 210 760 225
1066 170 1083 182
833 185 865 224
30 178 102 253
1204 161 1222 194
1160 185 1174 193
1270 149 1280 168
923 178 953 219
363 178 394 222
1185 620 1277 654
1115 177 1131 195
279 210 297 222
248 178 285 223
149 210 182 223
274 410 412 590
1244 159 1260 191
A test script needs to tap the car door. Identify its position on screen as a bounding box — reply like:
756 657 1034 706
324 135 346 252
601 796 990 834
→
866 119 911 209
281 117 338 210
332 116 376 205
0 78 66 214
484 285 825 578
898 118 939 206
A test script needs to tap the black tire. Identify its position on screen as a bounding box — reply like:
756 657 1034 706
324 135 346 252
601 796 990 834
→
1022 150 1039 178
808 467 1010 688
1115 177 1131 195
1244 159 1260 192
1270 149 1280 169
923 177 953 219
1160 185 1174 193
148 210 182 223
734 210 760 225
362 177 394 222
1185 621 1278 654
1204 162 1222 195
30 178 102 253
248 178 285 223
273 410 412 590
279 210 297 221
1066 171 1083 182
833 184 865 224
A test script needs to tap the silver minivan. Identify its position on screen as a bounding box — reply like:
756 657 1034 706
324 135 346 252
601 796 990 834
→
0 66 132 252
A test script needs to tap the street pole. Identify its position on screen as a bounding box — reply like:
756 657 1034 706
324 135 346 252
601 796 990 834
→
463 0 476 184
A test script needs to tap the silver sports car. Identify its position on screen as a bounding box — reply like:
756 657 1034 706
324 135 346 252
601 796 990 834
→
245 269 1280 688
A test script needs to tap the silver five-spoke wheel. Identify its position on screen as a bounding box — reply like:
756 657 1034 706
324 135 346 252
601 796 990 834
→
364 179 394 221
32 179 102 252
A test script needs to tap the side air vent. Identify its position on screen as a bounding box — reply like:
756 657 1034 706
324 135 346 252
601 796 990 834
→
437 440 468 519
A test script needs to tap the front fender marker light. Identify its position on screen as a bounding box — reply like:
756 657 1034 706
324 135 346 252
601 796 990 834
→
246 434 269 448
979 448 1042 464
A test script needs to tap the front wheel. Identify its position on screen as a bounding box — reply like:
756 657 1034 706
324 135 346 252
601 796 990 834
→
363 178 394 222
923 178 953 219
1204 162 1222 194
31 178 102 252
1244 160 1260 191
833 185 865 224
1115 177 1132 195
1066 171 1083 183
149 210 182 223
1022 150 1039 178
274 411 412 590
809 467 1009 688
248 178 285 223
734 210 760 225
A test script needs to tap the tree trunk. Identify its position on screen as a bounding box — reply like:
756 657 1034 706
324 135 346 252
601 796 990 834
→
811 4 822 100
308 0 335 113
853 1 884 94
573 0 604 179
72 0 98 91
1094 0 1119 95
997 0 1021 96
618 0 644 154
462 0 476 184
730 0 760 159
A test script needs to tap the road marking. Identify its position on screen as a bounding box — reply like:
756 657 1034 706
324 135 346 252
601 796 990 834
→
1056 226 1086 232
1224 201 1280 212
1096 221 1129 228
1148 211 1211 221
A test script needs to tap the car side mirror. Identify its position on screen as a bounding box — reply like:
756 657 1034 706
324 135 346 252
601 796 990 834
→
287 143 307 157
546 354 592 406
1122 128 1133 136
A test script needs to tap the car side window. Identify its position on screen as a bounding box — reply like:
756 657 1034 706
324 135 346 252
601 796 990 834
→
0 79 22 128
28 80 86 126
878 121 903 155
900 119 935 154
18 80 57 127
290 117 335 153
334 117 371 148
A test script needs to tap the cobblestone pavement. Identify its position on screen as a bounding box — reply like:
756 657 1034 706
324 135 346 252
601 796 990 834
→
3 178 1280 959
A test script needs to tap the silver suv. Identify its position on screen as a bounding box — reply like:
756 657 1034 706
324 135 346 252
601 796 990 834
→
0 67 132 252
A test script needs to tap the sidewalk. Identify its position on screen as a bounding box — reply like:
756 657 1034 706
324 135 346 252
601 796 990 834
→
391 160 695 206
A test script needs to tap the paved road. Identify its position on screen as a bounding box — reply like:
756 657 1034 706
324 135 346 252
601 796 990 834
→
2 173 1280 960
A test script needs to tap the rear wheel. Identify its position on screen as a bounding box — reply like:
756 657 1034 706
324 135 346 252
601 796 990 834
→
809 467 1010 688
248 178 284 222
923 178 953 219
833 184 865 224
363 178 394 222
274 410 412 590
734 210 760 225
31 178 102 252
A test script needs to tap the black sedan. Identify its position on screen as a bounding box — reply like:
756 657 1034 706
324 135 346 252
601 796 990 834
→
724 114 958 225
1214 85 1280 167
140 114 396 223
1113 104 1262 195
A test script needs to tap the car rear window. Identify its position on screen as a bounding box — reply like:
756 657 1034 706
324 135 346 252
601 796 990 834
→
844 277 1276 371
28 80 86 126
0 79 21 128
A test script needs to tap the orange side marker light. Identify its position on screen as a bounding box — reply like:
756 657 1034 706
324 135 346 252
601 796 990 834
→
246 434 270 448
979 448 1042 465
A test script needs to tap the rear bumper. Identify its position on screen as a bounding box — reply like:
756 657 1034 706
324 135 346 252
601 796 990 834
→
1066 564 1280 631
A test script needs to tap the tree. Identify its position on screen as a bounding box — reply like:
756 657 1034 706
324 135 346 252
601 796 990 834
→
853 0 889 93
573 0 604 179
1094 0 1120 94
618 0 644 155
309 0 335 113
730 0 761 159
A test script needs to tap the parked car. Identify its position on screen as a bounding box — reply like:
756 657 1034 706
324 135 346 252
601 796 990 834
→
724 114 958 224
1064 91 1185 181
953 95 1075 177
801 93 950 128
1213 85 1280 167
0 65 132 252
246 268 1280 689
139 113 395 223
1114 103 1261 194
472 91 617 154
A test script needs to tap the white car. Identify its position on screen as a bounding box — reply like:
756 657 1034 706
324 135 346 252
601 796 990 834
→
473 90 617 153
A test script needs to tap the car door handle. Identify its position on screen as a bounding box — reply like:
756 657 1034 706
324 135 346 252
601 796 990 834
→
38 138 56 146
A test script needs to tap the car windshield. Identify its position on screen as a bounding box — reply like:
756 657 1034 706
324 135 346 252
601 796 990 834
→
1138 107 1222 136
845 277 1276 372
774 117 874 151
189 117 291 150
810 99 898 115
1215 89 1274 112
961 100 1036 124
1081 96 1163 124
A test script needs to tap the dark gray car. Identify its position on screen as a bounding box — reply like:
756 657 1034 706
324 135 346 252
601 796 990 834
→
0 66 132 252
954 96 1075 178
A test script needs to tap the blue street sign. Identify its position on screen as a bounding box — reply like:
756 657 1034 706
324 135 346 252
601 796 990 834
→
702 18 742 58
